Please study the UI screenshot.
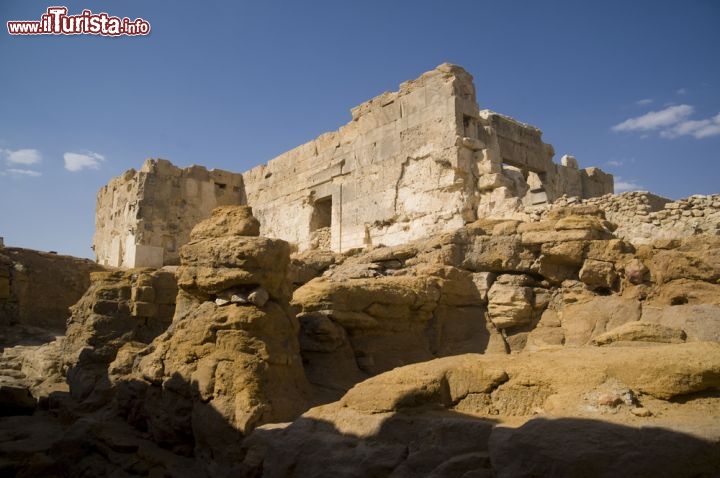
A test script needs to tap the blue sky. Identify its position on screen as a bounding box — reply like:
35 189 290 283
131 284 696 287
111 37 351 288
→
1 1 719 258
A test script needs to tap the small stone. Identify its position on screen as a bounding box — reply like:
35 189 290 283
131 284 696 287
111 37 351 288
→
248 287 269 307
215 297 230 306
597 393 623 407
631 407 653 417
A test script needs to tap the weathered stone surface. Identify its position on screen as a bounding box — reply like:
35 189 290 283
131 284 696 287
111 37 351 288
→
623 257 649 284
100 207 313 463
0 248 104 330
579 259 617 289
560 297 641 346
644 236 720 284
94 159 245 267
188 205 260 240
242 344 720 477
61 269 178 407
177 235 291 298
487 282 533 329
642 304 720 342
591 321 686 345
0 384 36 416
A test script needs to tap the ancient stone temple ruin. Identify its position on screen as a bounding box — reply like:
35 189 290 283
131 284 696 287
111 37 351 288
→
94 64 613 267
93 161 245 267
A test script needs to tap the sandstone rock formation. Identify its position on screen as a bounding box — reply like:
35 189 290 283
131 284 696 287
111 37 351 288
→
241 344 720 477
103 206 312 462
0 248 104 331
1 199 719 476
61 268 178 408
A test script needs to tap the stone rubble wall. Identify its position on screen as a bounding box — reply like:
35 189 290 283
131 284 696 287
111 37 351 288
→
93 159 245 268
529 191 720 244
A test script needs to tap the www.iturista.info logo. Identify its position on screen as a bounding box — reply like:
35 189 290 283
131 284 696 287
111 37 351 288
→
7 7 150 36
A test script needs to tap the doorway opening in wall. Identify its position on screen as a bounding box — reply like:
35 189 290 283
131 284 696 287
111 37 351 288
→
310 196 332 250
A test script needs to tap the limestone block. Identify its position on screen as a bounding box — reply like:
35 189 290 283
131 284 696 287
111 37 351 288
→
537 257 579 284
131 286 155 303
131 301 158 318
461 136 485 151
579 259 617 289
540 241 586 266
189 206 260 240
521 228 603 245
487 283 534 329
525 326 565 350
642 303 720 342
478 173 511 191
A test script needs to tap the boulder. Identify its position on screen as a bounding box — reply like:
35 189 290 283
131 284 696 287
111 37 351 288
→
579 259 617 290
487 282 533 329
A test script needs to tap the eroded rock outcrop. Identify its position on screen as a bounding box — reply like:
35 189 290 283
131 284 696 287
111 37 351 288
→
110 206 312 461
242 344 720 477
2 199 719 476
0 248 104 331
292 205 720 367
61 268 178 408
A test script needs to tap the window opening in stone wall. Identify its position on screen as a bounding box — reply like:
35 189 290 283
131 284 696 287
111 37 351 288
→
310 196 332 250
215 182 227 190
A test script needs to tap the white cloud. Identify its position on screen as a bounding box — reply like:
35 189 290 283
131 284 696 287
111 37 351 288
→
660 112 720 139
605 160 623 167
5 168 41 177
676 88 688 95
615 178 643 193
64 151 105 172
2 148 42 165
635 98 654 106
612 105 694 132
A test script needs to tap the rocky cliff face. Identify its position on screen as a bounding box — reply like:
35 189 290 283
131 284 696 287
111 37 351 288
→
0 248 104 331
1 202 719 477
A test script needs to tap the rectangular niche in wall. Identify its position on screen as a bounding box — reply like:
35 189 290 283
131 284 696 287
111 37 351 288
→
310 196 332 231
309 195 332 250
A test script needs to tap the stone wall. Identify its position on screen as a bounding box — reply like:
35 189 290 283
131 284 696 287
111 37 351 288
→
538 192 720 244
93 159 245 268
95 64 613 264
242 64 613 253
